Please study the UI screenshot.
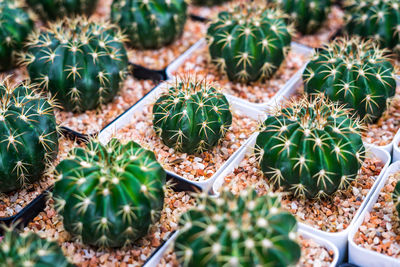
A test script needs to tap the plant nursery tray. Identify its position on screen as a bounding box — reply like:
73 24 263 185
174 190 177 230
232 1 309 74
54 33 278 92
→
212 135 391 264
348 161 400 267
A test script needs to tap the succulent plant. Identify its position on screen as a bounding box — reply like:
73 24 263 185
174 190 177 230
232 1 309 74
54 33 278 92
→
0 0 34 71
174 188 301 267
26 0 98 21
206 5 292 83
0 77 58 193
255 95 365 199
0 228 73 267
21 17 129 113
270 0 331 34
303 37 396 123
393 179 400 218
191 0 230 6
53 138 166 248
153 78 232 154
111 0 187 49
344 0 400 56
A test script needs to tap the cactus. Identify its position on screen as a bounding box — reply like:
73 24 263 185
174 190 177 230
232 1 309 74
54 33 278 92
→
393 180 400 219
255 95 365 199
344 0 400 56
26 0 98 21
21 17 129 113
303 37 396 123
0 228 73 267
0 77 58 193
52 138 166 248
174 188 301 267
153 78 232 154
111 0 187 49
270 0 331 34
206 5 292 83
191 0 230 6
0 0 34 71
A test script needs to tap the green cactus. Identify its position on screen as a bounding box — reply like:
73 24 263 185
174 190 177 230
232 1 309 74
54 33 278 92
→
303 37 396 123
206 5 292 83
255 95 365 199
174 188 301 267
191 0 230 6
22 17 129 113
344 0 400 56
153 78 232 154
393 180 400 219
52 138 166 248
0 77 58 193
270 0 331 34
0 228 73 267
0 0 34 71
110 0 187 49
26 0 98 21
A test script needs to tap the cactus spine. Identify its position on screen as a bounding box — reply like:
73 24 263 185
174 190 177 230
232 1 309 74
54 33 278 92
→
303 37 396 123
111 0 187 49
255 95 365 199
26 0 98 21
206 5 292 83
153 78 232 154
22 17 129 113
0 0 33 71
0 77 58 193
344 0 400 56
53 138 166 248
0 228 73 267
174 188 301 267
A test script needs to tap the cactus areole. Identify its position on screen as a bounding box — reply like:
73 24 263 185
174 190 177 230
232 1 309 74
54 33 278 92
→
206 5 292 83
153 79 232 154
0 78 58 193
23 17 129 113
111 0 187 49
53 139 166 248
256 96 365 199
174 188 301 267
303 37 396 123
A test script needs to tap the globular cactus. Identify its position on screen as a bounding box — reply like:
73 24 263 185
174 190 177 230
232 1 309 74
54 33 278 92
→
26 0 98 21
191 0 230 6
270 0 331 34
153 78 232 154
255 95 365 199
0 77 58 193
0 228 73 267
0 0 33 71
344 0 400 56
21 17 129 113
206 5 292 83
174 188 301 267
393 180 400 219
303 37 396 123
52 138 166 248
111 0 187 49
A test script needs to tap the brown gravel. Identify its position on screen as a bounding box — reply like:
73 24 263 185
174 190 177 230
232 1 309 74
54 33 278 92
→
188 3 232 20
220 152 384 232
25 187 196 267
294 6 345 49
116 101 258 182
354 171 400 258
157 234 335 267
0 137 80 218
173 45 308 104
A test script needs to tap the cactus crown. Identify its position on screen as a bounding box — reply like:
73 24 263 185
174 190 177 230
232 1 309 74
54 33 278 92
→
206 4 293 83
53 138 166 248
111 0 188 49
21 17 129 113
0 226 73 267
255 95 365 199
304 37 396 123
153 77 232 154
0 76 59 192
393 179 400 219
174 188 301 267
344 0 400 56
